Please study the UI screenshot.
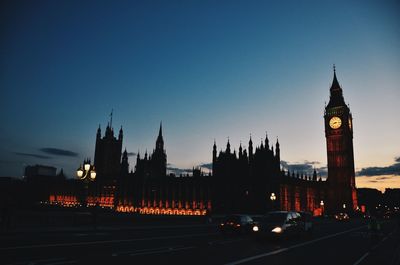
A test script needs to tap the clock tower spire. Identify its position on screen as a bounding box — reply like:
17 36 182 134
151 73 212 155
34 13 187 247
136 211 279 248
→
324 66 358 214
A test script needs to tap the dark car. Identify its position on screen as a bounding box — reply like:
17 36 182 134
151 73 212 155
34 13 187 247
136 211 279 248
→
219 214 255 234
252 211 304 239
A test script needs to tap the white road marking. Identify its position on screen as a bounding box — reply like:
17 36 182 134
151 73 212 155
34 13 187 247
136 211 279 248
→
112 245 183 256
226 225 366 265
353 252 369 265
129 246 196 256
0 232 218 251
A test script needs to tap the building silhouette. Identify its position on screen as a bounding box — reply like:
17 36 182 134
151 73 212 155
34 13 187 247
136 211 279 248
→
135 123 167 179
94 121 123 181
45 67 359 216
212 135 281 213
324 66 358 213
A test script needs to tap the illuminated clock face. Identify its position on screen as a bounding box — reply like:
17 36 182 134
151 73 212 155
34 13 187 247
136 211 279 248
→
329 116 342 129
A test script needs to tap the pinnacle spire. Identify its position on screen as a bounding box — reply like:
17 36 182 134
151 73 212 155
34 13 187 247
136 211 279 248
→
110 109 113 128
327 65 346 107
158 121 162 137
330 64 341 91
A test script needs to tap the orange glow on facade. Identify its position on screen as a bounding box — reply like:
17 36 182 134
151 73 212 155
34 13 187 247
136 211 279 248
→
115 205 207 215
48 194 80 207
48 194 209 216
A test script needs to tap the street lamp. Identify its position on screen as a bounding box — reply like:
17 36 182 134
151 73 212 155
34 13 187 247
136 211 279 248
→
270 192 276 210
320 200 324 217
76 159 96 206
77 160 96 182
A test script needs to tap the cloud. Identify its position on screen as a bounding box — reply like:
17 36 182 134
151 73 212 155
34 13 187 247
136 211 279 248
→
126 152 136 157
167 167 192 176
40 148 78 157
356 157 400 176
281 160 327 177
15 152 51 159
356 175 400 192
281 160 313 173
316 167 328 177
198 163 212 170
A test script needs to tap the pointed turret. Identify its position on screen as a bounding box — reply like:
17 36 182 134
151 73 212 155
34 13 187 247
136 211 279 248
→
121 148 129 176
122 148 128 160
156 122 164 151
226 138 231 154
119 126 123 141
212 140 217 175
213 140 217 162
248 135 253 161
327 65 346 108
275 138 280 161
265 132 269 150
96 125 101 140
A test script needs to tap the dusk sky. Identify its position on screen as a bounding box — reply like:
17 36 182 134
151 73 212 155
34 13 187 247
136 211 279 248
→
1 0 399 191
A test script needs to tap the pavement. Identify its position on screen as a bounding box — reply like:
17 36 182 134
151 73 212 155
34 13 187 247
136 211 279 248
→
1 215 399 265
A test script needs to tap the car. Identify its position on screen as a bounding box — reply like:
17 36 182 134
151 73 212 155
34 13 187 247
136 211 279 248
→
219 214 255 234
334 212 350 221
252 211 304 239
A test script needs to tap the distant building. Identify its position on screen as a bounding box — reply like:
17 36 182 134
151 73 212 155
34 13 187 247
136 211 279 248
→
213 136 324 214
357 188 382 213
135 123 167 179
213 67 358 214
212 136 281 213
24 165 57 179
94 122 123 180
46 67 359 216
383 188 400 208
24 164 65 203
324 66 358 213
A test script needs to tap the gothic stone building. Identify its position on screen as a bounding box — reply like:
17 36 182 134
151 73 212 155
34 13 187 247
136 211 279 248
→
49 68 357 216
213 68 358 215
212 136 324 214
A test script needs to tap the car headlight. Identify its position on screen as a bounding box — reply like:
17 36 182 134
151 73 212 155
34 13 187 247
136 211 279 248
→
253 225 259 232
271 226 282 233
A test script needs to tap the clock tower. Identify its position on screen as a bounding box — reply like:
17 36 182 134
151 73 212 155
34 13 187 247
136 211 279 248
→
324 66 358 213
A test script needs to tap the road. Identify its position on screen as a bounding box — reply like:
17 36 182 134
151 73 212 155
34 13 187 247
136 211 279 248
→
1 218 399 265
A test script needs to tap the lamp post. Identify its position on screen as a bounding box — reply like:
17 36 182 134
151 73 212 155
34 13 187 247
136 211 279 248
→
270 192 276 210
76 159 96 207
320 200 324 217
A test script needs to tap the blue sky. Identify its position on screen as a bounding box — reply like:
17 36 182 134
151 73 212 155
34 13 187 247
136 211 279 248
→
1 0 399 191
